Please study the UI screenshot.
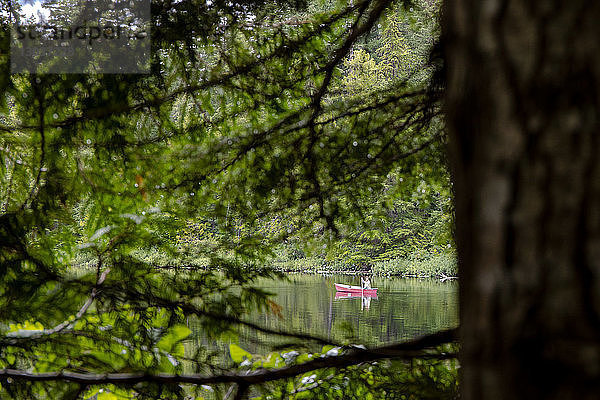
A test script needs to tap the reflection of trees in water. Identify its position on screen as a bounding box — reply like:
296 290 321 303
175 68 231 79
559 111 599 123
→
182 275 457 368
327 291 333 340
244 275 456 348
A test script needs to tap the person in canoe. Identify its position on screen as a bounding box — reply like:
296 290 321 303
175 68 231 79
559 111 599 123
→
361 276 371 290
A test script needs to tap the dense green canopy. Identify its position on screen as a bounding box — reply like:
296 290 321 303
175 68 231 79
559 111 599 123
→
0 0 455 398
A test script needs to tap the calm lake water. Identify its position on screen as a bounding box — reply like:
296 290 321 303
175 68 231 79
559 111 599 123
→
187 274 458 360
249 274 459 347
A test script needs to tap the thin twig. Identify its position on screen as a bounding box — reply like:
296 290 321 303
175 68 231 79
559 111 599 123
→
6 268 110 340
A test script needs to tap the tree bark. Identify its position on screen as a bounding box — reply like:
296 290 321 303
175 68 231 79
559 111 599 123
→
444 1 600 398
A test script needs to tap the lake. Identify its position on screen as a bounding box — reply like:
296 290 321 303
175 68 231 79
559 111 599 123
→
187 274 458 357
249 274 458 347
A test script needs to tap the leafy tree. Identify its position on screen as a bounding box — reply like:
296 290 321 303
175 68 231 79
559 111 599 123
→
0 0 455 398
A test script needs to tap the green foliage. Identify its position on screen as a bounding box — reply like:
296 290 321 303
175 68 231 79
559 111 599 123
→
228 343 459 399
229 343 253 363
373 253 457 277
173 190 456 276
338 0 440 94
0 0 451 398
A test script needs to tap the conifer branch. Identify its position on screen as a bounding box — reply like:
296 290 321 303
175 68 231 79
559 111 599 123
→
0 328 457 386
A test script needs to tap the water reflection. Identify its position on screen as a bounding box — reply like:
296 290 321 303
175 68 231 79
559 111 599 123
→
247 274 458 346
334 292 377 310
185 274 459 363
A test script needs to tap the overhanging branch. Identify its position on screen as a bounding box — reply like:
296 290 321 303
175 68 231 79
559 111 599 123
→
0 328 457 386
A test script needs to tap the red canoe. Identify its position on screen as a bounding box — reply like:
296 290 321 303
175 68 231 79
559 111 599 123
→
334 283 378 295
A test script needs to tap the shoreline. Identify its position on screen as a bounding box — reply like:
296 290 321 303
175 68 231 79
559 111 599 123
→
273 268 459 281
272 253 458 280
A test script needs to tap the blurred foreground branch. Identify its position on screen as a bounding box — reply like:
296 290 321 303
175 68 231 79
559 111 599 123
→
0 328 457 386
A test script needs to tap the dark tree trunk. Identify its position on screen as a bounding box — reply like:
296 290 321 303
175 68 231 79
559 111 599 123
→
444 1 600 398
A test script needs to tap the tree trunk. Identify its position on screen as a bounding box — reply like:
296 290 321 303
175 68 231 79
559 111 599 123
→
444 1 600 398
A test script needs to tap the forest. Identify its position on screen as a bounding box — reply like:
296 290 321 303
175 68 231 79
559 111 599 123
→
2 0 600 399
